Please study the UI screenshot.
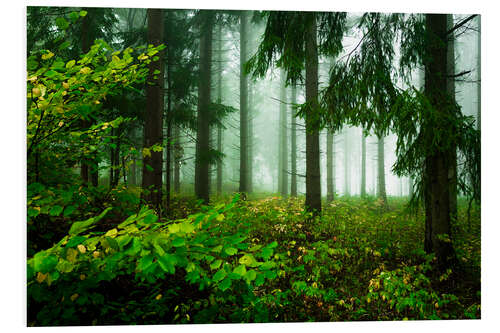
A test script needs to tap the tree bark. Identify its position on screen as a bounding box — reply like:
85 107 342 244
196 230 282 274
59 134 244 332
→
290 85 298 197
194 10 214 203
239 10 249 194
361 130 366 198
343 127 349 197
279 68 288 198
447 14 457 222
304 13 321 213
173 125 181 193
423 14 455 268
216 22 223 196
326 130 334 202
377 135 387 205
141 8 165 209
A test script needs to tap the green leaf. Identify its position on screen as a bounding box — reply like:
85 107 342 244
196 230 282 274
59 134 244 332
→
79 10 88 17
65 60 76 69
255 273 265 286
143 213 158 224
28 207 40 218
212 269 227 282
68 207 112 235
179 221 195 233
261 247 273 260
224 247 238 256
233 265 247 276
219 277 232 291
33 252 58 273
49 205 63 216
239 253 258 267
44 70 58 78
158 254 176 274
66 236 86 248
68 11 79 22
55 17 69 30
210 259 222 270
245 269 257 282
171 237 185 247
63 205 76 217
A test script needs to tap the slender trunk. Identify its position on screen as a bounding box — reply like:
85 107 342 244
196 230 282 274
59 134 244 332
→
477 15 481 130
279 69 288 198
248 83 254 193
423 14 455 268
377 135 387 205
447 14 457 222
326 130 334 202
141 8 165 209
194 10 214 203
361 130 366 198
173 125 181 193
239 10 249 194
290 85 298 197
165 12 173 210
304 13 321 213
216 23 223 196
344 127 349 197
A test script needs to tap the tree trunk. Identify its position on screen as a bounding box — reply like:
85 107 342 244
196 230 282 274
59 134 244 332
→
216 22 223 196
377 135 387 205
173 125 181 193
194 10 214 203
304 13 321 213
290 84 298 197
141 8 165 209
423 14 455 268
165 10 173 210
248 82 254 193
361 130 366 198
239 10 249 194
446 14 458 223
477 15 481 130
343 127 349 197
326 130 334 202
279 68 288 198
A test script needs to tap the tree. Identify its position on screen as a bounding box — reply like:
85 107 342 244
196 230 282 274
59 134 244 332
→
360 130 367 198
216 22 224 195
326 130 334 202
304 13 321 212
247 11 346 214
141 8 165 209
195 10 215 203
377 135 387 204
290 85 298 197
422 14 456 266
278 68 288 197
343 127 350 197
239 10 250 194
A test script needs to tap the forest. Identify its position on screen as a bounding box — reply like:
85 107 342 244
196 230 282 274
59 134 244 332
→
26 6 481 325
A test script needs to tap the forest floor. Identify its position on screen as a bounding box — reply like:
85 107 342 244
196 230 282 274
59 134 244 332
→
27 189 481 325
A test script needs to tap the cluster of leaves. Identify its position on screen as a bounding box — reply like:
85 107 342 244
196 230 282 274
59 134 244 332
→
27 35 165 184
27 194 283 325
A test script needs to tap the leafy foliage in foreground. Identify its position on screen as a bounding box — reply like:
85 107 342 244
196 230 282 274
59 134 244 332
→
27 193 480 325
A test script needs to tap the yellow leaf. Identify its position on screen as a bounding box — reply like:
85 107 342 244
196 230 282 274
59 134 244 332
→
142 147 151 158
62 82 69 89
216 214 225 222
80 274 86 280
92 251 100 258
42 51 54 60
28 76 38 83
36 272 48 283
77 244 87 254
58 121 64 127
80 67 91 75
155 294 162 300
66 248 78 262
105 228 118 238
70 293 79 302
